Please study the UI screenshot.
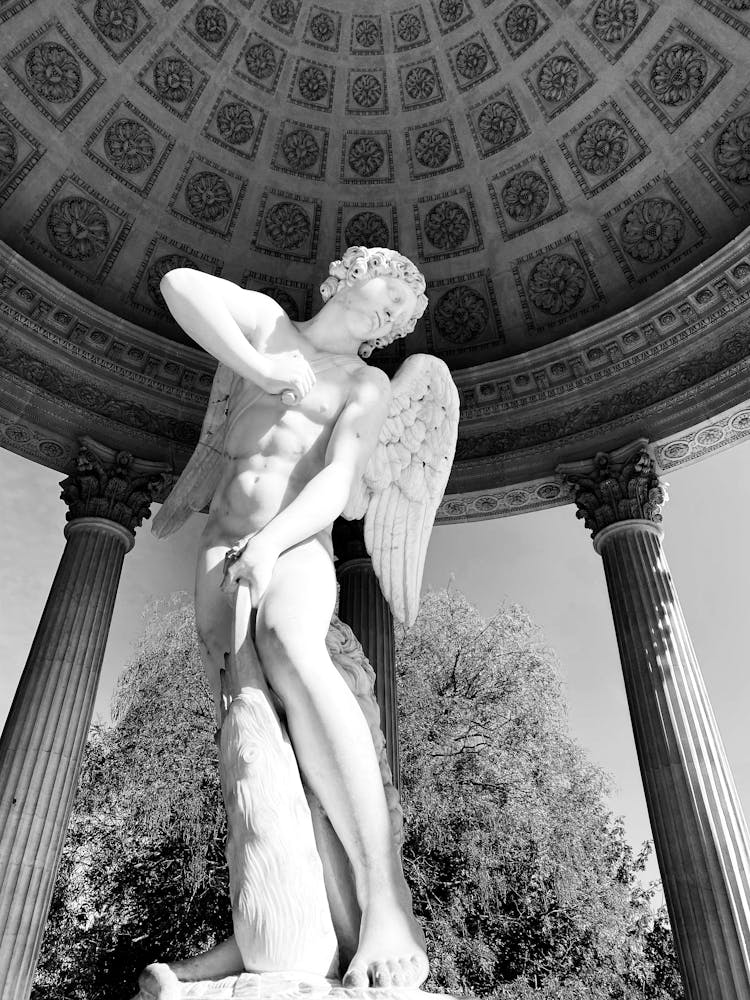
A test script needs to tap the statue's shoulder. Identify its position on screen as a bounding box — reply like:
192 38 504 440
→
350 362 392 406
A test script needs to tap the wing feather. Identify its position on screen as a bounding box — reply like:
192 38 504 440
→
352 354 459 626
151 362 235 538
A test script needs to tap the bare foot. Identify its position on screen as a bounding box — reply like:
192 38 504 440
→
138 963 181 1000
342 896 429 989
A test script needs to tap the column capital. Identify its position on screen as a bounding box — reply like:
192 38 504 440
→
59 437 175 535
557 438 668 540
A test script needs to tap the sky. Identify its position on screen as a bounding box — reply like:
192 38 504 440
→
2 436 750 890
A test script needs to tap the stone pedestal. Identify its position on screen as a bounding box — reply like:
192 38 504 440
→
0 439 173 1000
333 518 400 788
560 440 750 1000
133 969 459 1000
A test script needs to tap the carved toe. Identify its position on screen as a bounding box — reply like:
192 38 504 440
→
138 963 181 1000
342 962 368 989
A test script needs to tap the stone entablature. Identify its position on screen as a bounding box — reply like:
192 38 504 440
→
2 230 750 520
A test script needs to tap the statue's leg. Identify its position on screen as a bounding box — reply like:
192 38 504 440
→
195 541 232 727
255 538 428 989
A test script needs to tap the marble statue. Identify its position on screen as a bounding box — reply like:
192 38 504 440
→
139 247 459 999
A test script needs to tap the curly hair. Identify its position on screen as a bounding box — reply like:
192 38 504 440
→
320 246 428 357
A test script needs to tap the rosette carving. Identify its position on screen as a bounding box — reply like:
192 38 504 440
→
185 172 232 222
592 0 638 43
505 4 538 43
195 6 228 42
537 56 578 102
405 66 436 100
575 118 629 175
649 44 707 106
713 113 750 185
423 200 471 250
264 202 311 249
527 253 586 314
94 0 139 42
348 137 385 177
477 101 518 145
352 74 382 107
414 127 451 168
354 19 380 47
298 65 329 102
104 119 155 172
46 198 110 260
217 103 255 145
25 42 82 103
434 286 489 343
397 12 421 41
153 57 193 103
280 128 320 170
309 12 335 41
501 170 549 222
455 41 488 80
244 42 276 79
619 197 685 263
344 212 389 247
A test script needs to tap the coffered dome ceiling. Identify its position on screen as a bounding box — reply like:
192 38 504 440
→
1 0 749 365
1 0 750 517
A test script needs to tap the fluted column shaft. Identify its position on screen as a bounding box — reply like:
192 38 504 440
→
597 519 750 999
0 518 133 1000
0 437 173 1000
337 557 400 789
560 439 750 1000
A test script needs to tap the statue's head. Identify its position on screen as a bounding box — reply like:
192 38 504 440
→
320 246 428 358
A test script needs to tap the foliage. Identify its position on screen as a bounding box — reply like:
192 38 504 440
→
33 589 683 999
398 589 682 999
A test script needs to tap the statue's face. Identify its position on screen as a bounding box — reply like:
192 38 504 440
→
337 276 419 347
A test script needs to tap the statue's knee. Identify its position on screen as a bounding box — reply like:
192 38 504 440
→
255 620 304 692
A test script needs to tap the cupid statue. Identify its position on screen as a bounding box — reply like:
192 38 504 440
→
140 247 459 998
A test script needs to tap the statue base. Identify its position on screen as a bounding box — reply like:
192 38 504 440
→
133 969 458 1000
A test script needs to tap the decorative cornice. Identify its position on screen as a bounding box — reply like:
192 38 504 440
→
59 437 175 535
556 439 667 540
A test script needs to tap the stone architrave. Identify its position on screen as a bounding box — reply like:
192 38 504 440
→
558 439 750 1000
333 517 400 789
0 438 173 1000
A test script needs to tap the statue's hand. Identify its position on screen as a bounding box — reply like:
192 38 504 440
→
221 534 280 605
258 351 316 401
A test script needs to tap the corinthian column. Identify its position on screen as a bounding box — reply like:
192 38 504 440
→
559 439 750 1000
333 517 400 789
0 438 173 1000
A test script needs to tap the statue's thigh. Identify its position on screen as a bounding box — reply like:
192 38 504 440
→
258 538 337 653
195 543 232 651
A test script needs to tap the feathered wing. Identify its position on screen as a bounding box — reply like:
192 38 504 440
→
343 354 459 627
151 362 235 538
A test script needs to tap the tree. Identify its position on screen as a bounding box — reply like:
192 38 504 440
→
33 590 683 999
398 589 681 999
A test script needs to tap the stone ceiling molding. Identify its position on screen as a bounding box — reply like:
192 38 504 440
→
0 0 748 361
0 0 749 516
2 225 750 520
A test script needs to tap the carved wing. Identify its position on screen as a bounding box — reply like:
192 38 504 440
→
151 362 235 538
343 354 459 627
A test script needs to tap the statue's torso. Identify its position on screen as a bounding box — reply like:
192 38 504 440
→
205 312 364 544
